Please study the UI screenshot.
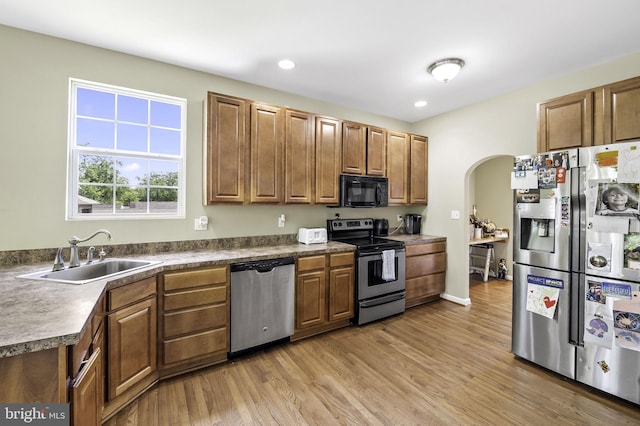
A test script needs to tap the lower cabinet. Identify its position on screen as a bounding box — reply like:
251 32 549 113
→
293 251 354 340
159 266 229 376
104 277 157 419
405 240 447 307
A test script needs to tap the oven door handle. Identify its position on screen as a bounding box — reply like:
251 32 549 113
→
360 291 406 308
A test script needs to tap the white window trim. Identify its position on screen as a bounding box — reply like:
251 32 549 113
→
66 78 187 220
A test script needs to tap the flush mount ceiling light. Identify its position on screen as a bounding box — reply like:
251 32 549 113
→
278 59 296 70
427 58 465 83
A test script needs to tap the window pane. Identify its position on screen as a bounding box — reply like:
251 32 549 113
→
150 128 180 155
148 160 179 187
79 154 114 185
77 118 114 148
115 185 141 209
117 95 148 124
150 188 178 214
77 88 115 119
117 123 147 152
78 184 114 212
151 101 181 128
115 156 146 186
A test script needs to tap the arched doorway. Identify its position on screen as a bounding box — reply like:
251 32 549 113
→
466 155 514 293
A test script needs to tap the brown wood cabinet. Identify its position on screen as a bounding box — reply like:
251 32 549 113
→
342 121 367 175
315 116 342 204
405 241 447 307
106 277 157 402
285 109 315 203
410 135 428 204
0 347 67 403
205 92 249 204
159 266 229 375
387 131 410 205
294 252 354 340
600 75 640 145
341 122 387 177
537 90 593 153
250 103 284 203
71 346 102 426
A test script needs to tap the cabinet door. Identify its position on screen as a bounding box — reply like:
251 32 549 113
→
537 91 593 152
250 103 284 203
295 270 327 329
107 297 157 400
315 116 342 204
205 93 249 204
387 131 410 205
285 110 315 204
72 347 102 426
601 76 640 145
329 266 354 321
342 121 366 175
367 126 386 176
410 135 428 204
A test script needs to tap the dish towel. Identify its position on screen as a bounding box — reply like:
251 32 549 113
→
381 250 396 281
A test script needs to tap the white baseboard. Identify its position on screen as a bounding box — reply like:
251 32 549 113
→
440 293 471 306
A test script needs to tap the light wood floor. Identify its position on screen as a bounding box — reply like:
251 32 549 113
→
105 277 640 425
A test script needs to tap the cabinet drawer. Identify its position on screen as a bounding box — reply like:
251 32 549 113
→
406 252 447 278
163 266 228 291
163 328 227 365
108 277 156 311
163 304 227 339
406 273 446 300
163 286 227 311
406 241 446 257
298 255 326 272
329 252 354 268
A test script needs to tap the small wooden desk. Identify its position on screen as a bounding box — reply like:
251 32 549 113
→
469 236 508 281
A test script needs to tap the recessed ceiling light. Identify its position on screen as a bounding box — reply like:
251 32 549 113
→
278 59 296 70
414 100 427 108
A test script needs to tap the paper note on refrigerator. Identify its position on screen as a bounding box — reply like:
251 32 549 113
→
617 144 640 182
526 283 560 319
584 314 614 349
590 215 630 234
511 170 538 190
613 292 640 352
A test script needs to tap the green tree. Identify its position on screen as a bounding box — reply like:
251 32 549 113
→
79 155 139 206
137 172 179 201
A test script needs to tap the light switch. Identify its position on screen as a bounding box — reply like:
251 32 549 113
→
451 210 460 220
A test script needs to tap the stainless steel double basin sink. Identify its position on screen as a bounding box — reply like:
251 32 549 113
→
19 258 162 285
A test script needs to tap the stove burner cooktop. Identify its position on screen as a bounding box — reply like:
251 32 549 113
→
327 218 404 252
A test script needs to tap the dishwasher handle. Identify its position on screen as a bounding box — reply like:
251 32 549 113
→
230 256 294 273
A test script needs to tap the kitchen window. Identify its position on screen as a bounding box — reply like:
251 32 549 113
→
67 79 186 219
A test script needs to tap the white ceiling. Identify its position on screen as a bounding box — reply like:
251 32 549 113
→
2 0 640 122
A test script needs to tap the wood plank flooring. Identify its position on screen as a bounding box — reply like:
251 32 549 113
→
105 277 640 425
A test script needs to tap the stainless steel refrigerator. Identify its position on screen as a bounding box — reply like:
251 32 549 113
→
511 148 582 380
511 143 640 405
576 143 640 405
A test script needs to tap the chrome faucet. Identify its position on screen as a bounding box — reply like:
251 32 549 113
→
69 229 112 268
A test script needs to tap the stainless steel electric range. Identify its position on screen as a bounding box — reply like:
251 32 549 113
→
327 218 406 325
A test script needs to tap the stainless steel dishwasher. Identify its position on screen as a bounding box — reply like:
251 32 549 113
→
230 256 295 354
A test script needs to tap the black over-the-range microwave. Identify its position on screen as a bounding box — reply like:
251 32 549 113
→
339 174 388 208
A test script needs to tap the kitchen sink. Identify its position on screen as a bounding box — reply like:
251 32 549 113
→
18 258 162 285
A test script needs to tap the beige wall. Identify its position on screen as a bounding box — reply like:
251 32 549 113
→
0 25 416 251
411 53 640 304
2 25 640 304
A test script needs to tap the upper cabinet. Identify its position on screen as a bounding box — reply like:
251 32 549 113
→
537 75 640 152
410 135 428 204
205 93 249 203
600 76 640 145
285 109 315 204
537 90 593 153
250 103 284 203
315 116 342 204
205 91 428 206
387 131 410 205
341 122 386 177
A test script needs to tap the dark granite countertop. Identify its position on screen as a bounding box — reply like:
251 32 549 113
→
0 241 355 358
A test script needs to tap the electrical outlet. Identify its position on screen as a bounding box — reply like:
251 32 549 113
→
397 214 403 222
278 214 285 228
194 216 208 231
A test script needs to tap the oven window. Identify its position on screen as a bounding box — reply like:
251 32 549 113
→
367 256 400 285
